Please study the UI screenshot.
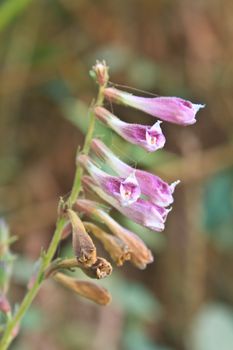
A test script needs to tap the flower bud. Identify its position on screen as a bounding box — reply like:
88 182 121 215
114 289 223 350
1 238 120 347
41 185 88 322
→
91 139 180 207
104 87 205 125
67 209 96 267
53 272 111 305
90 60 109 87
0 293 11 313
78 154 141 206
94 106 166 152
0 220 9 257
84 222 131 266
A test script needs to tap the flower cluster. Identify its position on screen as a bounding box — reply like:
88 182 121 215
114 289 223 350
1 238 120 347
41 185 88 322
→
52 61 204 305
71 62 204 274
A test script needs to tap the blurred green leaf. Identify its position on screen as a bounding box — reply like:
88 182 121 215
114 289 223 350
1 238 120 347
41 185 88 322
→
90 45 133 73
203 170 233 249
124 325 173 350
12 256 34 284
0 0 32 32
102 273 162 322
127 57 161 90
21 306 43 331
187 303 233 350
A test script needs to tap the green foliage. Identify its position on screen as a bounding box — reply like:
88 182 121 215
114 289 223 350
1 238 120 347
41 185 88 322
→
0 0 33 32
203 169 233 249
187 303 233 350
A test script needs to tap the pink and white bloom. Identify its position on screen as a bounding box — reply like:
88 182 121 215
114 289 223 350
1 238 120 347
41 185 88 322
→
78 154 140 206
82 176 171 232
91 139 179 207
104 87 205 125
94 106 165 152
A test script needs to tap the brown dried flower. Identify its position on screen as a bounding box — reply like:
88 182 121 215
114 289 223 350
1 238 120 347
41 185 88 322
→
84 222 131 266
53 272 111 305
67 209 96 267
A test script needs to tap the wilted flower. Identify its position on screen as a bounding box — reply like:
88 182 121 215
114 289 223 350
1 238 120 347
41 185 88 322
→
80 257 112 279
104 87 204 125
94 106 165 152
78 154 141 206
67 209 96 267
91 139 179 207
53 272 111 305
84 222 131 266
76 200 153 269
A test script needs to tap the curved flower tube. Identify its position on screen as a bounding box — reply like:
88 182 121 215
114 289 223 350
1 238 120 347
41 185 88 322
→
78 154 140 206
94 106 165 152
104 87 205 125
91 139 179 207
82 176 171 232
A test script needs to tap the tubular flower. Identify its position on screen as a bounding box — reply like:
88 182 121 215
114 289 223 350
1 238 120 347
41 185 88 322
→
78 154 140 206
94 106 165 152
91 139 179 207
82 176 171 232
76 200 153 269
104 87 205 125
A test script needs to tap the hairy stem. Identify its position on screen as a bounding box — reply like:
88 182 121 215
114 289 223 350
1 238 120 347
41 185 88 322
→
0 84 105 350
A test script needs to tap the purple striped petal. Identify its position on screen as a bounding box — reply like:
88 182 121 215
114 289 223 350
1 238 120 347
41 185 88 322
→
91 139 179 207
78 155 140 206
82 176 170 232
104 87 205 125
94 106 165 152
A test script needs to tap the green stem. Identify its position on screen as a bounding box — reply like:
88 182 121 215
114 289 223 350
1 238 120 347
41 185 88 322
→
67 85 105 207
0 84 106 350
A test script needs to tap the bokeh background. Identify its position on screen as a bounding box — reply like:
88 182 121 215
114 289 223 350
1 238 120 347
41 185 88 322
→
1 0 233 349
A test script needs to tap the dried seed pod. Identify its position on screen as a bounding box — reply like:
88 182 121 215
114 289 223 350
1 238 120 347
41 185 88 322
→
84 222 130 266
67 209 96 267
53 272 111 305
81 257 112 279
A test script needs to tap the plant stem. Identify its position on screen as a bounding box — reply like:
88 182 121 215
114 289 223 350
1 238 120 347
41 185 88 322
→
0 84 105 350
68 85 105 207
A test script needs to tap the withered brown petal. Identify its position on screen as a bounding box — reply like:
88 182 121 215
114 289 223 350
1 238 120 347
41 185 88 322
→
96 210 154 269
84 222 131 266
53 272 111 305
81 257 112 279
67 209 96 267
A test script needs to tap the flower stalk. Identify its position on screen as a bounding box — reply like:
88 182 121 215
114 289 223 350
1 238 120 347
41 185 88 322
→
0 64 107 350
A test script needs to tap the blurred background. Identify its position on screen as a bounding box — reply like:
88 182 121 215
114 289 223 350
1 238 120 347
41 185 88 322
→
0 0 233 349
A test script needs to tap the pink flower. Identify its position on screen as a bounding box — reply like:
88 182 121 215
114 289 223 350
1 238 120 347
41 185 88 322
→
82 176 171 232
91 139 179 207
94 106 165 152
104 87 204 125
78 154 141 206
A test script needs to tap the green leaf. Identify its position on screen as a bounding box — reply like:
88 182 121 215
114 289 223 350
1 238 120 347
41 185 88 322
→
0 0 33 32
187 303 233 350
203 169 233 249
